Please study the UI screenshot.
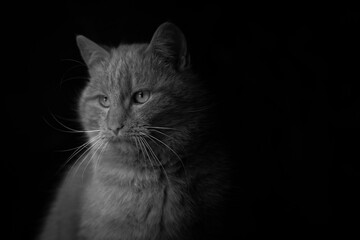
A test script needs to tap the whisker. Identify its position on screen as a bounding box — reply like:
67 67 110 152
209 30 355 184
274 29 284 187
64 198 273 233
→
57 136 99 152
69 143 95 177
58 135 101 172
95 141 108 173
79 139 104 178
82 140 105 179
147 128 176 141
73 138 101 171
43 116 99 134
141 133 188 184
146 126 180 131
135 137 150 172
52 114 80 123
66 135 101 161
59 58 87 89
132 136 141 160
48 113 100 133
73 138 103 177
185 106 212 113
138 136 156 172
142 133 182 164
60 76 89 87
60 58 87 66
43 117 73 134
141 136 170 185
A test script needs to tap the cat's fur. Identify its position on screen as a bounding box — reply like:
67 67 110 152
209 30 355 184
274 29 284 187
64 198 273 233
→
38 22 228 240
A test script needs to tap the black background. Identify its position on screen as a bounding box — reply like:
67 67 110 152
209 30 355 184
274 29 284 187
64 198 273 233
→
10 2 359 239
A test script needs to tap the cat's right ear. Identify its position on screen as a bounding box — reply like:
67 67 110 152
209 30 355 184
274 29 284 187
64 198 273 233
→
76 35 109 67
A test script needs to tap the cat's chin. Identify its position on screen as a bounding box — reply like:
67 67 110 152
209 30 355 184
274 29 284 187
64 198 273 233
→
96 139 137 167
106 137 136 155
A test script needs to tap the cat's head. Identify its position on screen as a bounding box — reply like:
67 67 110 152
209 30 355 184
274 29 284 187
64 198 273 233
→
76 22 207 167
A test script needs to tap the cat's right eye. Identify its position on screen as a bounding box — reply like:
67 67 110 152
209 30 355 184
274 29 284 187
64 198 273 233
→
98 95 110 108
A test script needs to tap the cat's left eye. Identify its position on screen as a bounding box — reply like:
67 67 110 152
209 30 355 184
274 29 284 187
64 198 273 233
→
98 95 110 108
133 90 150 104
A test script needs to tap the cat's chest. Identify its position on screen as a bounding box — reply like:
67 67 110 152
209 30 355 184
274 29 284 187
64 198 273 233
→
79 178 181 240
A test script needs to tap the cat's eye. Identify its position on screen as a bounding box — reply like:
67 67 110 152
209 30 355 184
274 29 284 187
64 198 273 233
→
133 90 150 104
98 95 110 108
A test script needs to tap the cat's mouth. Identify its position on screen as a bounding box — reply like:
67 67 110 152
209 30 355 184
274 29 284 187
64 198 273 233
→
107 134 130 143
105 134 136 150
102 130 153 152
106 133 139 149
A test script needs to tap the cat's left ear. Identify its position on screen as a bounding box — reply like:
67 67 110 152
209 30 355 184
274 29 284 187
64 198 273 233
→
147 22 190 71
76 35 109 67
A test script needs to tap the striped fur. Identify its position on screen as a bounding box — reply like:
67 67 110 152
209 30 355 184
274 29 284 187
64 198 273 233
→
38 23 228 240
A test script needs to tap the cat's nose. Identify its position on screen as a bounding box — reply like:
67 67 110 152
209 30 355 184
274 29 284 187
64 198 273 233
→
108 124 124 135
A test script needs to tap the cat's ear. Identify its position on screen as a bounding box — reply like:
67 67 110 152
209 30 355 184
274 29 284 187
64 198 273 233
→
147 22 190 71
76 35 109 67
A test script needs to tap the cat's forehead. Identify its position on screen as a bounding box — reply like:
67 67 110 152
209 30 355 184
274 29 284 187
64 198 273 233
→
103 46 149 93
109 47 138 77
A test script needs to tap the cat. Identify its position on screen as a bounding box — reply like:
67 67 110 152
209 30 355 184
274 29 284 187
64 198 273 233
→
38 22 229 240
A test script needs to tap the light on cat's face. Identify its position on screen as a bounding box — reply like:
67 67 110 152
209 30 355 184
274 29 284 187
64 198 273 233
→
96 90 152 142
98 91 150 108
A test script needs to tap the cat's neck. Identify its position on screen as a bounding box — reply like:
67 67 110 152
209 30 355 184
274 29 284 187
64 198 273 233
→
88 142 190 190
94 163 160 187
90 148 162 188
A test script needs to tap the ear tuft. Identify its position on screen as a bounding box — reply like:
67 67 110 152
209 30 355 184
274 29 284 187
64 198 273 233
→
76 35 109 67
147 22 190 71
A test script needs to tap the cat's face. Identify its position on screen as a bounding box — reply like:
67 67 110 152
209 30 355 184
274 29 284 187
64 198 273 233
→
79 46 187 154
77 23 204 166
